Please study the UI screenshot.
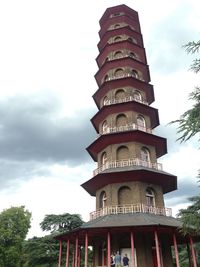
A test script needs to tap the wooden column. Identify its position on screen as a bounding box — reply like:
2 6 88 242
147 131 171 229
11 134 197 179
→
75 236 79 267
154 230 161 267
66 239 70 267
107 231 111 267
58 240 62 267
173 233 180 267
78 247 81 267
130 231 135 267
84 232 88 267
189 236 197 267
187 242 192 267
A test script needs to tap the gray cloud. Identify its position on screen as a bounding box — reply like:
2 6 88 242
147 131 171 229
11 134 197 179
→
165 178 200 216
0 91 97 189
0 92 96 164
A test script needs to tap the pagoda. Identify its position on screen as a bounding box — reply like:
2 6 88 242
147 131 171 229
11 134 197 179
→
56 5 198 267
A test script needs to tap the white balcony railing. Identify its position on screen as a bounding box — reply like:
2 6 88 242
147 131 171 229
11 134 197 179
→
90 204 172 220
104 73 145 83
93 158 162 176
103 95 148 106
100 123 152 135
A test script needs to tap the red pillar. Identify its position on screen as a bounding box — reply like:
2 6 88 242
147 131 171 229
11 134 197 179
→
107 231 111 267
173 233 180 267
58 240 62 267
130 231 135 267
85 232 88 267
187 242 192 267
78 247 81 267
75 236 79 267
154 230 161 267
189 236 197 267
66 239 70 267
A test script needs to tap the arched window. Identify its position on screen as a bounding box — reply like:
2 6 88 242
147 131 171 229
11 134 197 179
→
137 115 146 131
127 37 137 44
133 91 142 102
129 52 137 59
116 146 129 160
115 89 125 100
116 114 128 128
101 152 107 165
103 96 109 106
131 69 139 79
118 186 131 205
114 68 124 78
114 36 122 42
141 147 150 162
102 121 108 133
100 191 107 208
104 74 109 82
114 24 120 29
104 57 109 63
146 188 155 207
114 51 123 59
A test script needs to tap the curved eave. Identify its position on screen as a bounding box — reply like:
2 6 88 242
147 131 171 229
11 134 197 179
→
99 16 141 39
99 5 139 27
81 168 177 195
96 40 147 68
95 57 150 86
98 27 143 51
91 101 159 130
93 77 155 108
87 131 167 160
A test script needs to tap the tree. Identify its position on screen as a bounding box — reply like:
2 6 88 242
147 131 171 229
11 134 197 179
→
171 40 200 142
23 213 85 267
0 206 31 267
40 213 84 234
23 235 59 267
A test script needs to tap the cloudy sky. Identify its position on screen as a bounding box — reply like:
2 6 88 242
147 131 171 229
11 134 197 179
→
0 0 199 238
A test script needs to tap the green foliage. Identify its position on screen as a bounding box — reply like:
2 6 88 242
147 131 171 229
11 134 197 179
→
171 40 200 143
171 87 200 142
183 40 200 73
178 195 200 236
0 206 31 267
23 235 59 267
23 212 85 266
40 213 84 234
178 171 200 236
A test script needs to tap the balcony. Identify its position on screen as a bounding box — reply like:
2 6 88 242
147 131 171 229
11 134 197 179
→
100 123 152 135
90 203 172 220
104 72 144 84
103 53 141 64
93 158 162 176
103 95 148 106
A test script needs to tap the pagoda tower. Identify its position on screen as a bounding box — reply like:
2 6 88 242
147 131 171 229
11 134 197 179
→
56 5 199 267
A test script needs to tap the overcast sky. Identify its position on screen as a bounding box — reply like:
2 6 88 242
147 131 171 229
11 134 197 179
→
0 0 199 238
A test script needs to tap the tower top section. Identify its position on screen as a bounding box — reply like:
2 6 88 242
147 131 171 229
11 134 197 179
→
99 4 139 27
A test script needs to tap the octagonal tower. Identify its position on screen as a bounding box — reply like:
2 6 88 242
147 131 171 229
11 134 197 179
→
56 5 199 267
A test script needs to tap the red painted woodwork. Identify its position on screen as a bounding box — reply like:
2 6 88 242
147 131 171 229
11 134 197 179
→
87 131 167 160
99 15 140 39
81 168 177 196
91 101 159 131
99 5 139 27
66 240 70 267
95 57 150 86
98 27 143 52
93 76 155 107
